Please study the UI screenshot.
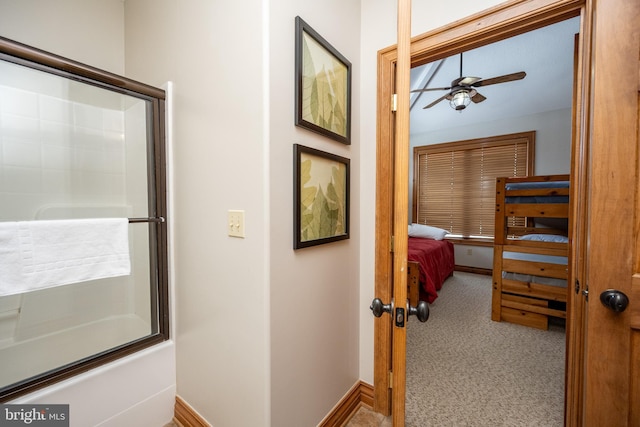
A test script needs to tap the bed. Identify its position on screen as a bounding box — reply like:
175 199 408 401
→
491 175 570 330
406 235 455 306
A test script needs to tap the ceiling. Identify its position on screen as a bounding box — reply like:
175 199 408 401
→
409 17 580 135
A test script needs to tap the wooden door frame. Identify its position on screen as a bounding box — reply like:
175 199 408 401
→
582 0 640 424
373 0 590 420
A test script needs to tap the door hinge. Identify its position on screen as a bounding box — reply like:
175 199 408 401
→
582 285 589 301
392 94 398 112
574 279 580 294
389 371 393 389
390 235 395 253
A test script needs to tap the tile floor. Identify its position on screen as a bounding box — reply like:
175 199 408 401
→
343 406 391 427
163 405 388 427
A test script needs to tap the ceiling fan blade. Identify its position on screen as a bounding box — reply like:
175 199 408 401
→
423 93 449 109
411 86 451 93
458 76 481 86
471 91 486 103
473 71 526 87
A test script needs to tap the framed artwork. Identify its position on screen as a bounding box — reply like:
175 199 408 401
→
294 144 350 249
295 16 351 145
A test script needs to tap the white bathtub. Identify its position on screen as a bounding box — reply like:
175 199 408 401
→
1 314 151 388
10 340 176 427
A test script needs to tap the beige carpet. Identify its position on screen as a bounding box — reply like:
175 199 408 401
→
405 272 565 426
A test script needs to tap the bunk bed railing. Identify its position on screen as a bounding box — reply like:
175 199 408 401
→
504 203 569 218
492 174 571 330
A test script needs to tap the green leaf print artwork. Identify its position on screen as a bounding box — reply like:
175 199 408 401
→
299 153 347 242
301 32 348 138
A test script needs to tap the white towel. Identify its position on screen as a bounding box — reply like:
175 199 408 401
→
0 218 131 296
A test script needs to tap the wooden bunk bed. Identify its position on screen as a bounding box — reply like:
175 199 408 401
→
492 175 570 330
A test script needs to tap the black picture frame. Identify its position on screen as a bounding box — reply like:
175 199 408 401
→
295 16 352 145
294 144 350 249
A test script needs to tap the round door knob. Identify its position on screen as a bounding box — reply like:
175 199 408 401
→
599 289 629 313
408 300 429 322
370 298 393 317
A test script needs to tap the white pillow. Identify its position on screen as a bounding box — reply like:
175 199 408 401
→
520 234 569 243
408 223 449 240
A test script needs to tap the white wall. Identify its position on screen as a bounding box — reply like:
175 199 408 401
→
125 0 362 426
454 245 494 270
0 0 125 75
410 107 573 176
124 1 270 426
268 1 361 425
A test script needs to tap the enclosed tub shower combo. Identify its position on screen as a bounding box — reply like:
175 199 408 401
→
0 37 169 401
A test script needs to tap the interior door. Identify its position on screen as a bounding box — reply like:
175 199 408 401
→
369 1 415 425
581 0 640 425
390 0 412 425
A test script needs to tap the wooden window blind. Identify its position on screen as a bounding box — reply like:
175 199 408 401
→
413 131 535 238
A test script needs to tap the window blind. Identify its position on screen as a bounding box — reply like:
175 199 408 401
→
414 132 533 238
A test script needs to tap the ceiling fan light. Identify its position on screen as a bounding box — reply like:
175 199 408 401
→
450 90 471 111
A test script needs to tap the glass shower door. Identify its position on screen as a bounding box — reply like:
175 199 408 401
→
0 40 168 400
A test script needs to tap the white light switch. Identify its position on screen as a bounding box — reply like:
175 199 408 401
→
228 210 245 238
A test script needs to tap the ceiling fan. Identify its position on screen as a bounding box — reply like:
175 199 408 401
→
411 52 526 111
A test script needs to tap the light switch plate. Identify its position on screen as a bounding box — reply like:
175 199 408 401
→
228 210 245 238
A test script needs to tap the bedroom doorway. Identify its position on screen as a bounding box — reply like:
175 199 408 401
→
373 0 590 424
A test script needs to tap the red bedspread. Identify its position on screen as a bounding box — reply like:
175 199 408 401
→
408 237 455 303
